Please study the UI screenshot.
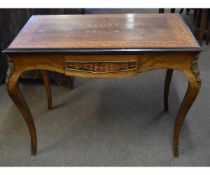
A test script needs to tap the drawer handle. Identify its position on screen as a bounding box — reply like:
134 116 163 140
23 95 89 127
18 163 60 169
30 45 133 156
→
65 61 137 73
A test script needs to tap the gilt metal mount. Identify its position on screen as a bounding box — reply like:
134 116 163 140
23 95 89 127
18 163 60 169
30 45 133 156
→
174 144 179 157
5 61 14 83
191 54 201 85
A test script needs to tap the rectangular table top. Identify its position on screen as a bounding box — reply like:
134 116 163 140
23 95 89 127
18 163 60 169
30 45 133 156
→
5 14 201 54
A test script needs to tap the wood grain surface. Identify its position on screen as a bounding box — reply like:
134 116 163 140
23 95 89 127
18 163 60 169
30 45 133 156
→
5 14 200 53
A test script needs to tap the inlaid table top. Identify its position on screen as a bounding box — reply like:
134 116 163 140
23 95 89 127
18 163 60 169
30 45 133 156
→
6 13 200 53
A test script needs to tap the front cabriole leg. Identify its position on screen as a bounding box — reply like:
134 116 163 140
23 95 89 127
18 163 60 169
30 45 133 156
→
173 54 201 157
6 61 37 155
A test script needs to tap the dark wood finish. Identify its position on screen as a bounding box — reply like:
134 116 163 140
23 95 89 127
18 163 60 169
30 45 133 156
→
164 69 173 111
4 14 201 157
6 14 200 52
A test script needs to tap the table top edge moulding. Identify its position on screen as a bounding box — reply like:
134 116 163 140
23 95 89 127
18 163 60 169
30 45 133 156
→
4 13 201 54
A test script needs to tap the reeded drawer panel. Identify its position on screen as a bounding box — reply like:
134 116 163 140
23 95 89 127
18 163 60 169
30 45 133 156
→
64 55 138 78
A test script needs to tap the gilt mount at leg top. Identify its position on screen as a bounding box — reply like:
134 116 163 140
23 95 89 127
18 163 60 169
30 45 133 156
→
191 54 201 86
5 59 15 83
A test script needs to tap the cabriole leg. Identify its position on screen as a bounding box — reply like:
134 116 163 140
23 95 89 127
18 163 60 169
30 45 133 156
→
40 70 52 109
164 69 174 111
173 56 201 157
7 64 37 155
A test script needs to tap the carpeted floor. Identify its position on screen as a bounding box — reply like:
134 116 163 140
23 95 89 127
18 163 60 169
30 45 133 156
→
0 11 210 166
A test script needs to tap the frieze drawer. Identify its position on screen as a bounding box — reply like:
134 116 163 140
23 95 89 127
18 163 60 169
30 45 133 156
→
64 55 138 78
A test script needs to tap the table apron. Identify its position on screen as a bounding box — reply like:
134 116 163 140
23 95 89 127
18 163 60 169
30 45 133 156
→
9 52 196 78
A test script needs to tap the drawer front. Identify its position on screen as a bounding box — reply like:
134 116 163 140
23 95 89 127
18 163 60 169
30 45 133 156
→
64 55 138 78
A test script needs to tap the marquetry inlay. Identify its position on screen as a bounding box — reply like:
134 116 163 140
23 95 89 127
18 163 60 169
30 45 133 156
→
8 14 200 50
65 61 137 73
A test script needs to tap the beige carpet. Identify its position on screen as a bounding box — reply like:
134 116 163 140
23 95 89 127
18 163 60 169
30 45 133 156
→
0 44 210 166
